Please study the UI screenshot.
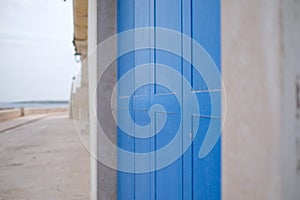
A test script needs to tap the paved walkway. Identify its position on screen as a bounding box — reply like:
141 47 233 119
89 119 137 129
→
0 113 90 200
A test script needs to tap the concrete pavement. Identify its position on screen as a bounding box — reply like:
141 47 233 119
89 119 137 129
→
0 113 90 200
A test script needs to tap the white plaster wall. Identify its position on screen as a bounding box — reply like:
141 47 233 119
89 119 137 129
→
222 0 300 199
222 0 282 199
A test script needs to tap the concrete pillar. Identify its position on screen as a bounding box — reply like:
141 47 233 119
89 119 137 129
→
88 0 117 199
96 0 117 199
222 0 300 199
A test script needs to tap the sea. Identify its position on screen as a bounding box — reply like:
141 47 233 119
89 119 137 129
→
0 101 69 109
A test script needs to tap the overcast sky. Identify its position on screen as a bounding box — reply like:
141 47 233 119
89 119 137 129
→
0 0 80 102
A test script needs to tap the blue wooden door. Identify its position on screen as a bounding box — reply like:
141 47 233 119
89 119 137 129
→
117 0 221 199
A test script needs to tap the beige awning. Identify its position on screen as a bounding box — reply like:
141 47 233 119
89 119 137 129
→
72 0 88 58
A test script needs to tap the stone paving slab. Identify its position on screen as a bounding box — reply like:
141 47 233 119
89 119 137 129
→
0 114 48 134
0 114 90 200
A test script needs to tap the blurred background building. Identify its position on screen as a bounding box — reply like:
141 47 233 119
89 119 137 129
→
70 0 89 136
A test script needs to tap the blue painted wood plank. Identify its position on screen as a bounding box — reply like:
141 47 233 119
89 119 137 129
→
155 0 183 200
192 0 221 199
117 0 135 199
133 0 155 199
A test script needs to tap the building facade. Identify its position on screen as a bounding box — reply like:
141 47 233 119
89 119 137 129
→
72 0 300 199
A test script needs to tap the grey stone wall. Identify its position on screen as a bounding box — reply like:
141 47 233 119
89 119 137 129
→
96 0 117 199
